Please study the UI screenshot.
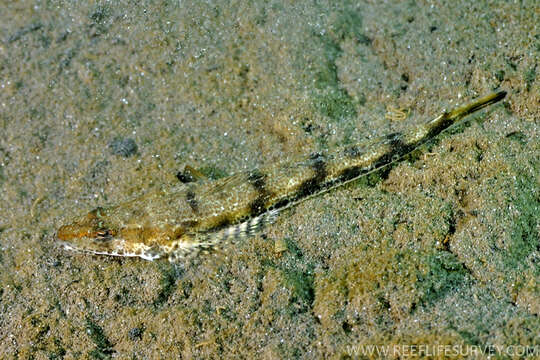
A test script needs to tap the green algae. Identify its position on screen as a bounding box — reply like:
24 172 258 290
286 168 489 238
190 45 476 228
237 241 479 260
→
494 69 506 82
416 252 468 306
309 8 360 123
48 338 67 360
523 66 536 92
506 174 539 270
311 33 356 121
86 317 114 359
281 267 315 314
153 263 181 308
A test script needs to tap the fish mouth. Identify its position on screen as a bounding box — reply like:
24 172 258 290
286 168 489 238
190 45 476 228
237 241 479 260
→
56 234 126 257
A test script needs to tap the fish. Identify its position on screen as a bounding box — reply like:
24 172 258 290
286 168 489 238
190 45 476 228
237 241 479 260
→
56 90 507 262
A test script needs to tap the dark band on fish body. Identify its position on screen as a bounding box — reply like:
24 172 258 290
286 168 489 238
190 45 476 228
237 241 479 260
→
247 170 267 191
425 114 454 140
212 216 232 231
271 197 292 212
384 132 405 147
336 165 369 184
344 144 366 158
372 132 416 169
186 189 199 213
296 153 327 198
249 196 269 217
248 169 274 217
258 153 330 215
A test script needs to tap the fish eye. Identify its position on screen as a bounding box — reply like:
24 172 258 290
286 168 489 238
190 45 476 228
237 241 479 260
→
95 228 112 241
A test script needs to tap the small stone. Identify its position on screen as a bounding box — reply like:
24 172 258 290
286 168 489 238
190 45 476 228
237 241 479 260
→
109 137 138 157
128 327 144 341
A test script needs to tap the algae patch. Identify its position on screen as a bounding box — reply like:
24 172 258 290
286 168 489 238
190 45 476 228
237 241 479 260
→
416 252 468 306
86 317 114 359
506 174 539 271
310 7 363 123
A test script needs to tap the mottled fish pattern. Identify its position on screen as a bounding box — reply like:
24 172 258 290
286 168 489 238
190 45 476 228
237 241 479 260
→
57 91 506 262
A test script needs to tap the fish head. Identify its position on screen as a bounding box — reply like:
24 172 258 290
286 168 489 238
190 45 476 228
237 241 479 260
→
56 207 171 260
56 207 126 257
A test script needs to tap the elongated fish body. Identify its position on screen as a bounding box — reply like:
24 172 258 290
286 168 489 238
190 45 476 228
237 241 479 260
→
57 91 506 262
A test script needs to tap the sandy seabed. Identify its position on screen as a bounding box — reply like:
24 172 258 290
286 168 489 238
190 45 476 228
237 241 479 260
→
0 1 538 358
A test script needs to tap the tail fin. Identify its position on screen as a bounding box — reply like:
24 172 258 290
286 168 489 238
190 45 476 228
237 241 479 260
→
446 91 507 122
